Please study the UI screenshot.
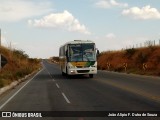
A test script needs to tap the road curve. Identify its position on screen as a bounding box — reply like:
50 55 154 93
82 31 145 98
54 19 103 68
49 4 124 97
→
0 60 159 120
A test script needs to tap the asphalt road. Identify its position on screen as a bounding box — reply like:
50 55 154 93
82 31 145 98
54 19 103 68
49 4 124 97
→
0 60 160 120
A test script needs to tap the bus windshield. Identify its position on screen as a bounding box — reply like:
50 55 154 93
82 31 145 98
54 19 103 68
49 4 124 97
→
69 44 96 62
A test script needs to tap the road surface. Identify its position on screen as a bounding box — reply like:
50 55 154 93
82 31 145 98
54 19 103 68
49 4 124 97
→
0 60 159 120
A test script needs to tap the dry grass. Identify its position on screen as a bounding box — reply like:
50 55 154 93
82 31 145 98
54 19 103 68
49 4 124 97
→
0 46 41 88
98 46 160 76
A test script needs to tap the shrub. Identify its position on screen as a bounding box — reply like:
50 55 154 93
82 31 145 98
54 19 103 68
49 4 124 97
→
125 48 136 58
97 46 160 76
0 46 41 88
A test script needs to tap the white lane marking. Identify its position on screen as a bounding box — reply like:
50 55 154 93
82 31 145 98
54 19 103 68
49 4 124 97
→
43 62 71 104
47 71 52 78
42 62 56 82
56 83 60 89
62 92 71 104
42 62 52 78
0 69 43 110
43 65 56 81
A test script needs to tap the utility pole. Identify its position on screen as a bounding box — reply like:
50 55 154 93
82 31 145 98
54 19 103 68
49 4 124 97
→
0 55 1 69
0 29 1 69
0 29 1 47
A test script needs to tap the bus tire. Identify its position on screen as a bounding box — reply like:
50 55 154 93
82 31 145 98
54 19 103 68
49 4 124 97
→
66 67 68 75
66 67 70 77
89 74 93 78
62 72 65 76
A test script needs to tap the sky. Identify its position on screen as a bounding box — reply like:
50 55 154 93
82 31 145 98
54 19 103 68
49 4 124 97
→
1 0 160 58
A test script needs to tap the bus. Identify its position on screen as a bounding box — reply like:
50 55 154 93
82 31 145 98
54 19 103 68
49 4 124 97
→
59 40 98 78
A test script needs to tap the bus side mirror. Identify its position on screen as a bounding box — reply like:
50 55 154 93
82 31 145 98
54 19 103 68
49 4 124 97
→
97 49 100 58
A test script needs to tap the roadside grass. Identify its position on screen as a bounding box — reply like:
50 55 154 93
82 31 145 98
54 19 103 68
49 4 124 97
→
0 46 41 88
98 46 160 76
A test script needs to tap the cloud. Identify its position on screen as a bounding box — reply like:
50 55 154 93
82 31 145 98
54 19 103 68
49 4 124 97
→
105 33 116 39
0 0 53 22
28 10 91 35
95 0 128 9
122 5 160 20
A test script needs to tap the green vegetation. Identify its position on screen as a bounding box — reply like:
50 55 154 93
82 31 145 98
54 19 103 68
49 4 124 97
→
0 46 41 88
98 46 160 76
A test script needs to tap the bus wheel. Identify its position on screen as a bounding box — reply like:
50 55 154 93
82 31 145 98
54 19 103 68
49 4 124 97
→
89 74 93 78
66 67 69 76
62 72 65 76
66 67 68 75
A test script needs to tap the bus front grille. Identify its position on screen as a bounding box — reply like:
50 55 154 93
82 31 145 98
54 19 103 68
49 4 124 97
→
76 66 88 68
77 70 90 73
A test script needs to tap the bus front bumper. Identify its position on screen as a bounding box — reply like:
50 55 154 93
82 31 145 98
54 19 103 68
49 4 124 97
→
68 68 97 75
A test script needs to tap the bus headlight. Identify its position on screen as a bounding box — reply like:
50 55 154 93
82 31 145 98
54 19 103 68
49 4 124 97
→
70 70 76 74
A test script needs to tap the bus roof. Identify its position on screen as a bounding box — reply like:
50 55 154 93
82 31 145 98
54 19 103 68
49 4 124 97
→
61 40 95 47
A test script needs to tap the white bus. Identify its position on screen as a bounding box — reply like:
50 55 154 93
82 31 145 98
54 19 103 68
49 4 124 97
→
59 40 98 78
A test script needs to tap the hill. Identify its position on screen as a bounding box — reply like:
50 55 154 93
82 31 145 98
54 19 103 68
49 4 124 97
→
0 46 41 88
98 46 160 76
